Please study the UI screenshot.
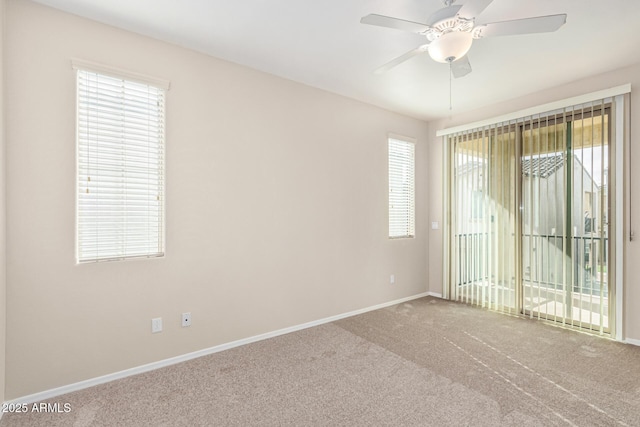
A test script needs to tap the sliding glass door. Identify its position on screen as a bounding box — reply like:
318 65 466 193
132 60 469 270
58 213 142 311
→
448 102 612 334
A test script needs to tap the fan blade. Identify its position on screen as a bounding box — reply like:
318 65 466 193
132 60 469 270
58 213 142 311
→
474 14 567 38
374 45 429 74
457 0 494 20
360 14 429 34
451 55 472 78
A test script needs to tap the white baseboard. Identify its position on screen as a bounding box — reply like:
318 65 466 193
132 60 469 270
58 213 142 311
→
426 291 443 298
6 292 429 405
624 338 640 347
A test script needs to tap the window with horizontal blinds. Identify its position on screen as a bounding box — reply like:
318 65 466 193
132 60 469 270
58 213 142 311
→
389 137 415 238
76 69 165 263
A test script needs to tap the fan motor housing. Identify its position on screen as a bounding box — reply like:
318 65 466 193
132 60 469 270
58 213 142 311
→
423 5 474 41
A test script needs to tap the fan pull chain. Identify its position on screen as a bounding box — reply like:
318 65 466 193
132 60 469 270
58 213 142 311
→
449 61 453 110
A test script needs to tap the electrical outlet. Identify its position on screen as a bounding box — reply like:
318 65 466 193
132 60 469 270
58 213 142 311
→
151 317 163 333
390 274 395 285
182 312 192 327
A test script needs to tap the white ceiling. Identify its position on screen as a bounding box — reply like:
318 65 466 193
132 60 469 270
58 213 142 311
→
31 0 640 121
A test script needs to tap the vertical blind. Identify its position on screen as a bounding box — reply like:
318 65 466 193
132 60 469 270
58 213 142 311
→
447 98 613 334
76 69 166 262
389 137 415 238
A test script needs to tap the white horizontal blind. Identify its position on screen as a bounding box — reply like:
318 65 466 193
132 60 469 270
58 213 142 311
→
76 69 165 262
389 137 415 238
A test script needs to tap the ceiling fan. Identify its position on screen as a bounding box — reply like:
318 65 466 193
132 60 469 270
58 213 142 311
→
361 0 567 78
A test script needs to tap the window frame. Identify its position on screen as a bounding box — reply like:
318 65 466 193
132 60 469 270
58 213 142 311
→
388 135 416 239
73 59 169 263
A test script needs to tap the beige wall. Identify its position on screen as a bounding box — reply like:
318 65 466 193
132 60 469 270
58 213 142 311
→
5 0 429 399
427 62 640 340
0 0 6 407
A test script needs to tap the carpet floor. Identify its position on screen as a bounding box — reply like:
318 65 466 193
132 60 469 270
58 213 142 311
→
3 296 640 426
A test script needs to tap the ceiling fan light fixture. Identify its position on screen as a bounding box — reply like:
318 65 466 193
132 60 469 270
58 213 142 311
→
428 31 473 63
